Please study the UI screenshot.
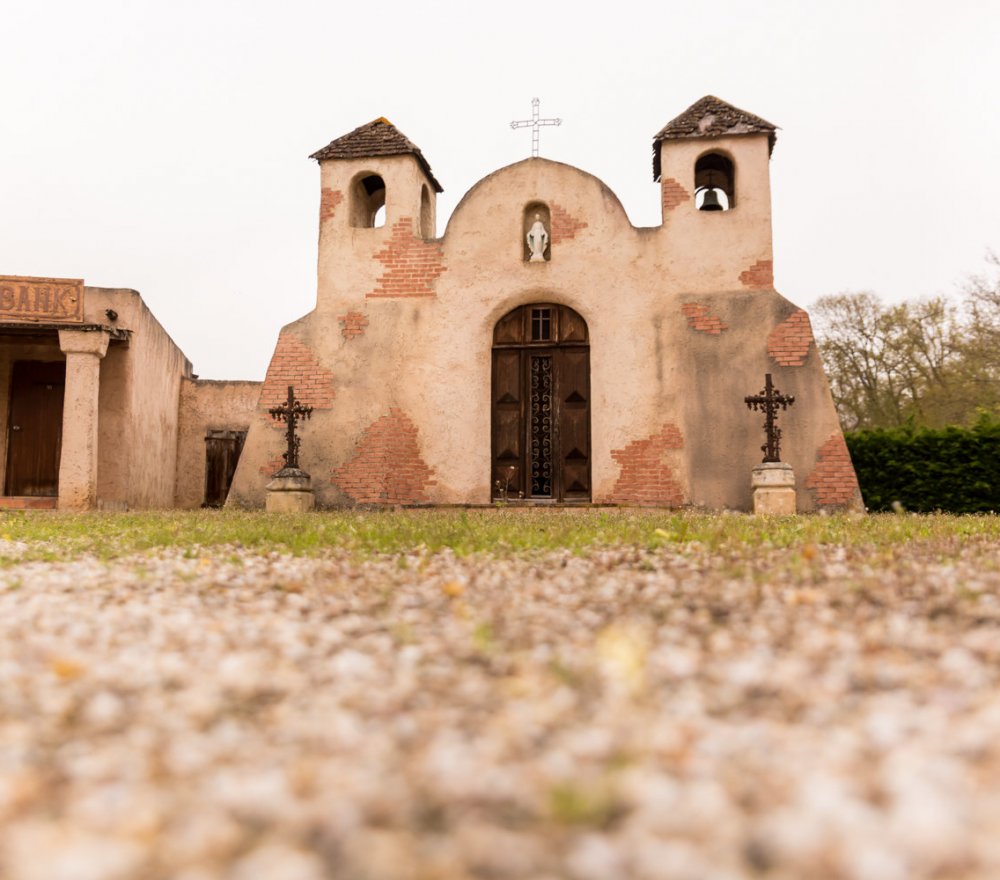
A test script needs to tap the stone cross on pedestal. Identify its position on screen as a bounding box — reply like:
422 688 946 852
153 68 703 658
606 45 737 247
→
265 385 315 512
510 98 561 158
745 373 798 515
744 373 795 463
268 385 313 473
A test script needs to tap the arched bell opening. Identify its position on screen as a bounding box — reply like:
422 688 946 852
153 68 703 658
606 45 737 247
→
419 184 433 239
491 303 590 502
350 172 387 228
694 152 735 212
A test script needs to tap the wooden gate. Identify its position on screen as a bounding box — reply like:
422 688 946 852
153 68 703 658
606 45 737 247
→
5 360 66 497
204 430 247 507
491 304 590 502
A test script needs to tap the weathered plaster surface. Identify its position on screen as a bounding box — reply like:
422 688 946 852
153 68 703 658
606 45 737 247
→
87 289 193 509
230 138 858 512
174 379 261 508
57 329 109 510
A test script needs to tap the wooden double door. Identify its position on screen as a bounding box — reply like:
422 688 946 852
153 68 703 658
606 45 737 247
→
5 360 65 497
491 304 591 502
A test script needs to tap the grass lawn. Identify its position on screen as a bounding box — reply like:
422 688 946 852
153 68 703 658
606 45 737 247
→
0 508 998 562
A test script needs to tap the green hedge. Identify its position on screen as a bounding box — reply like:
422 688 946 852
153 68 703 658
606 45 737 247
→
845 418 1000 513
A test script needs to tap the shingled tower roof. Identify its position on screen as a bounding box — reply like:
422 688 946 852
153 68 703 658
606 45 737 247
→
652 96 778 180
310 117 443 193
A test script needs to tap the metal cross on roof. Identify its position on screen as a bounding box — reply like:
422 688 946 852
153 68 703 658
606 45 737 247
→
510 98 561 158
745 373 795 463
268 385 313 472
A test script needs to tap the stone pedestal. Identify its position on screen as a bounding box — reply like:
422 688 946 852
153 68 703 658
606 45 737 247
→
265 467 315 512
751 462 796 515
57 329 110 511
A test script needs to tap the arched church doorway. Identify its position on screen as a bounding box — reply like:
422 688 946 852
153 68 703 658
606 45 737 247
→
491 304 590 502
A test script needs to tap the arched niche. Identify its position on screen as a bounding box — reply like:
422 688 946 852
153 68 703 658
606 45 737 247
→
694 152 735 211
350 173 387 228
522 202 551 262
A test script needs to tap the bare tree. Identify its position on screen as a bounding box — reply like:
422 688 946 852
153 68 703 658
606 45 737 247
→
960 251 1000 413
813 288 984 430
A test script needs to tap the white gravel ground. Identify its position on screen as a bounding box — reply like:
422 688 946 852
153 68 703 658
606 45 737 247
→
2 541 1000 879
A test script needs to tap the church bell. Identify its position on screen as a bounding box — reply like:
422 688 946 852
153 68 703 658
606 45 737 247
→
699 187 723 211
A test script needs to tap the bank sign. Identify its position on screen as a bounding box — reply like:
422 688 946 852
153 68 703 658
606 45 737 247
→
0 276 84 323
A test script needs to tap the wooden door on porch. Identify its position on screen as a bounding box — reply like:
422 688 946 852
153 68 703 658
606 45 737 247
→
5 360 65 496
491 304 590 502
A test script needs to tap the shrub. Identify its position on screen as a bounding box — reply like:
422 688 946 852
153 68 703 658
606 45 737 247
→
846 416 1000 512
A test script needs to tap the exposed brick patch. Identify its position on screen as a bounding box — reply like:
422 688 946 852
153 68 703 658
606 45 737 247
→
320 187 344 222
739 259 774 289
805 433 862 508
661 178 692 212
259 332 336 416
606 424 685 506
332 408 437 504
368 217 446 299
681 302 727 334
338 310 369 340
550 203 588 244
259 453 286 477
767 310 814 366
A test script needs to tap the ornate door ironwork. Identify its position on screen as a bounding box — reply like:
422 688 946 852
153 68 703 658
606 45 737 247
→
491 304 590 502
529 355 554 496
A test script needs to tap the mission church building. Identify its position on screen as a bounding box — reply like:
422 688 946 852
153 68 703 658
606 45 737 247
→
0 96 861 512
227 96 861 512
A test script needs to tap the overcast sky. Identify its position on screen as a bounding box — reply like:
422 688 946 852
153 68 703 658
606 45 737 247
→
2 0 998 380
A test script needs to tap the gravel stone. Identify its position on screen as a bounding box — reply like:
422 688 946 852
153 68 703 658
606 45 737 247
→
2 541 1000 878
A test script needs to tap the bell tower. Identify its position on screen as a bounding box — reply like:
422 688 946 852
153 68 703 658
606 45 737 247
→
309 118 443 309
652 96 778 292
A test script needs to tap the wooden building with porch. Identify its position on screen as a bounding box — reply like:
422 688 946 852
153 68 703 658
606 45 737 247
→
0 276 258 510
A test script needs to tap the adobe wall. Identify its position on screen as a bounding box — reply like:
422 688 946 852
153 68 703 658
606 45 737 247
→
84 288 193 509
174 378 261 508
228 147 861 512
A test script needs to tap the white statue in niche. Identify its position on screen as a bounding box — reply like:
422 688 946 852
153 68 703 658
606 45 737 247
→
526 213 549 262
